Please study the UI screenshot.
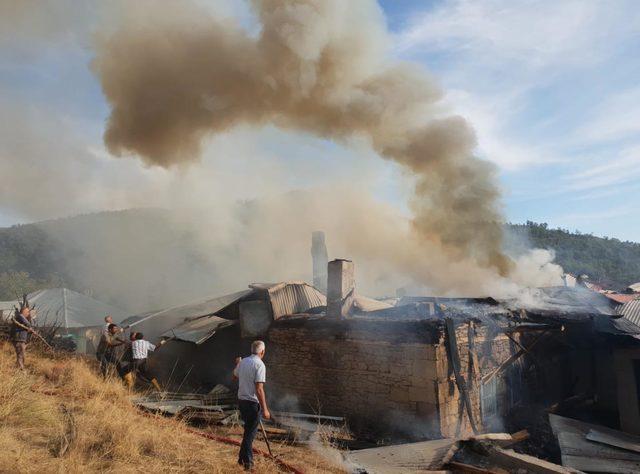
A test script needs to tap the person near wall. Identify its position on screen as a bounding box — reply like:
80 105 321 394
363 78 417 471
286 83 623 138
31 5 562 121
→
10 306 35 370
96 323 125 377
233 340 271 470
131 332 164 391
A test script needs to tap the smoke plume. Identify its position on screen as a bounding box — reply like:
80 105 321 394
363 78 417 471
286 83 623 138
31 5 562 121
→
94 0 513 281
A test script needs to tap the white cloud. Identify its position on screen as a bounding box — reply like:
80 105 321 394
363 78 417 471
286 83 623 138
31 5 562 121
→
442 88 560 169
393 0 640 175
564 145 640 191
397 0 637 72
575 86 640 144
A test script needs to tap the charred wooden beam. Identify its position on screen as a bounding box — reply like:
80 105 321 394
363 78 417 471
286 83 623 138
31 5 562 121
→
445 317 478 435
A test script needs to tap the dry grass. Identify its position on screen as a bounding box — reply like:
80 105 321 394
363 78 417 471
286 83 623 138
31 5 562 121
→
0 342 345 473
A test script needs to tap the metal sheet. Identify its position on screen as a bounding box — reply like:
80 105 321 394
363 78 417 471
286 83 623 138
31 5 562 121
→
166 316 237 344
549 414 640 472
24 288 126 329
261 282 326 319
618 299 640 328
128 289 252 340
346 438 458 473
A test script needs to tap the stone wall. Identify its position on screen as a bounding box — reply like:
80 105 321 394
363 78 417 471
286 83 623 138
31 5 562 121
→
266 317 443 438
266 316 530 439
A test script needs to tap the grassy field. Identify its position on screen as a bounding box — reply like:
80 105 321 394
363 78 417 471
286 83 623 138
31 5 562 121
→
0 341 343 473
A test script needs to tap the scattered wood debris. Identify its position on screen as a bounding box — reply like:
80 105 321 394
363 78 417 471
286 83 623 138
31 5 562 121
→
549 413 640 473
132 386 351 445
344 429 570 474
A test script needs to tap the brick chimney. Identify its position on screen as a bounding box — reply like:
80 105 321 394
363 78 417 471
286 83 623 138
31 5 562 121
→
326 259 355 319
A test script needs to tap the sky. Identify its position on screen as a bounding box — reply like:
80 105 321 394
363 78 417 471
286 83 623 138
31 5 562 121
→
1 0 640 241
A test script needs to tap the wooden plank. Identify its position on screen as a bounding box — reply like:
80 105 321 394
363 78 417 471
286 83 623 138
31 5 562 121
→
561 454 640 473
557 432 640 461
447 461 505 474
473 433 513 442
272 411 344 422
471 430 530 447
586 429 640 455
445 317 478 434
506 429 530 446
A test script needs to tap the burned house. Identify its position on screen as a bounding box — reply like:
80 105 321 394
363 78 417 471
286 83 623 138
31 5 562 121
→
141 257 640 461
266 267 640 441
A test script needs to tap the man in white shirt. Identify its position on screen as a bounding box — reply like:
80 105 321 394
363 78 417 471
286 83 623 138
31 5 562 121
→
233 340 271 470
131 332 164 390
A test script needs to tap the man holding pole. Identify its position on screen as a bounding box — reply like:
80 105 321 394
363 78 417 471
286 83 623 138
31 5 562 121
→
11 306 35 370
96 323 125 376
233 340 271 470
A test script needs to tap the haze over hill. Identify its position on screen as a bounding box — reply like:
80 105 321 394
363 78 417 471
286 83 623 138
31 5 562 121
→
1 208 638 313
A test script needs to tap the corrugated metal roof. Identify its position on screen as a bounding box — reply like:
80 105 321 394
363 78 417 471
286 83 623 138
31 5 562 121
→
124 289 252 340
618 298 640 328
165 316 237 344
254 282 326 319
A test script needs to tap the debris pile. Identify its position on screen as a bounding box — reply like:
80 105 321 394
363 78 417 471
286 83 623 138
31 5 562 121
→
550 414 640 473
133 385 351 446
346 430 583 474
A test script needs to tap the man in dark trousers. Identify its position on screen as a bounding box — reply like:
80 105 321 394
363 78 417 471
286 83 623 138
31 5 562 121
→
11 305 34 370
233 340 271 470
130 332 164 391
96 323 124 376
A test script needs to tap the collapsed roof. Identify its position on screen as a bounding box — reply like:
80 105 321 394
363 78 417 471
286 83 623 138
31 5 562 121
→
124 282 326 344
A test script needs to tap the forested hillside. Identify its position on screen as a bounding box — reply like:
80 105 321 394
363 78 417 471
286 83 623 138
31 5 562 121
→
510 221 640 290
1 212 639 303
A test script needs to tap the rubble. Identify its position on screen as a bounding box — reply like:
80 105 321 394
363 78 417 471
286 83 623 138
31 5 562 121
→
132 386 351 445
549 414 640 473
346 431 576 474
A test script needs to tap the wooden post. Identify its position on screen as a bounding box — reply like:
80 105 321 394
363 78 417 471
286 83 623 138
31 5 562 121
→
445 317 478 435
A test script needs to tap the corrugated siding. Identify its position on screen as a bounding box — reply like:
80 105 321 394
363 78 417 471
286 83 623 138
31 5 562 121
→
618 299 640 328
267 283 326 319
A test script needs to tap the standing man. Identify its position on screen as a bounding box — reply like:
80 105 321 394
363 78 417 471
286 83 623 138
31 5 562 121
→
11 306 34 370
96 323 124 376
233 340 271 470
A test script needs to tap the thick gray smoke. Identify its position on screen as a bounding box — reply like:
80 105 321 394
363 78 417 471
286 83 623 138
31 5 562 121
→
94 0 513 281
